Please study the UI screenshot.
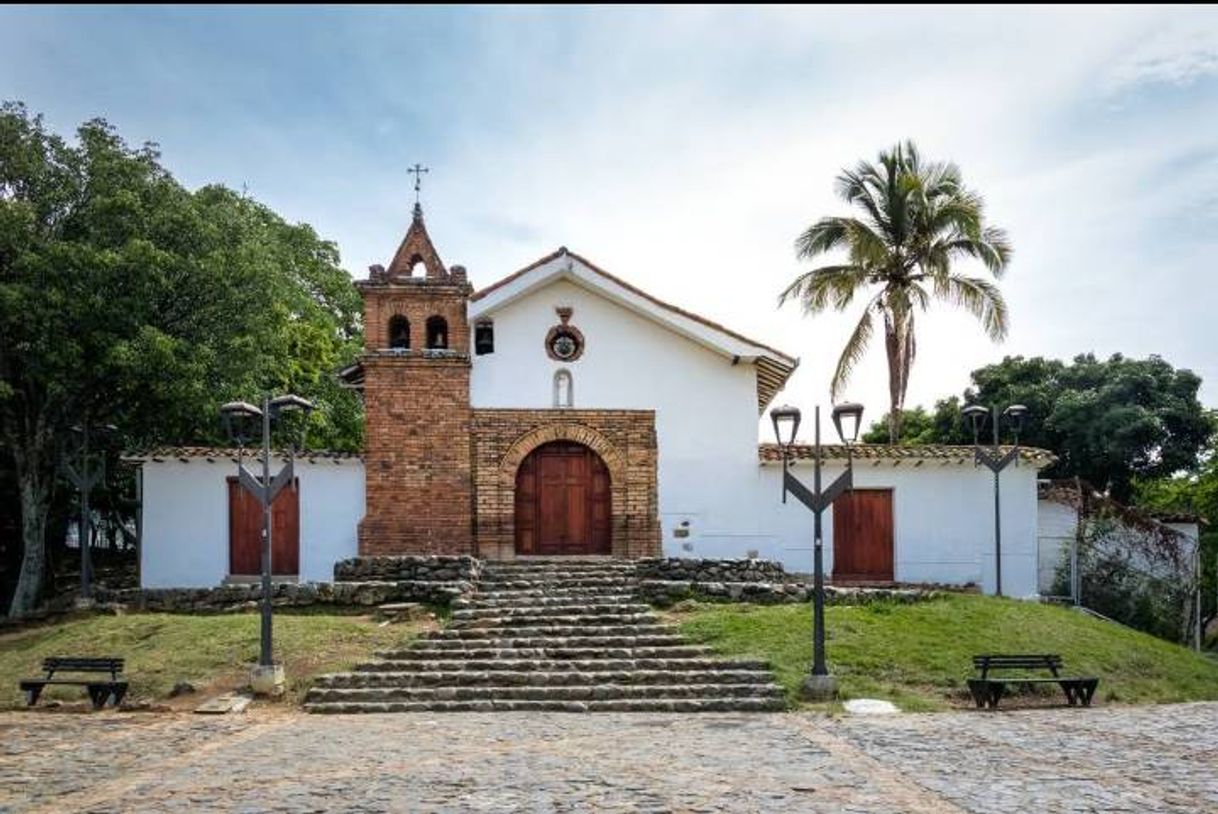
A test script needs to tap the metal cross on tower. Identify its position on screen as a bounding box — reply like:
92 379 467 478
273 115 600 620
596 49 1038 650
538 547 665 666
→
407 163 430 204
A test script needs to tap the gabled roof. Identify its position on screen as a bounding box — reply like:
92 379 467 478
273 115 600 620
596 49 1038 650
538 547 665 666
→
759 443 1057 469
471 248 799 413
385 203 447 281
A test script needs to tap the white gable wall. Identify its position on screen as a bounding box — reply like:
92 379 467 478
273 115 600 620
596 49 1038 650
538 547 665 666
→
470 275 1042 596
140 459 363 588
471 278 763 552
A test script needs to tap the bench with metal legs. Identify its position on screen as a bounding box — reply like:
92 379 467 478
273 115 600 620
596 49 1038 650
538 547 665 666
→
968 654 1098 710
19 657 128 709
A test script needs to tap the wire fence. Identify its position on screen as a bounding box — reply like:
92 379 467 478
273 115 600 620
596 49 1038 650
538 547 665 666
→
1038 516 1206 649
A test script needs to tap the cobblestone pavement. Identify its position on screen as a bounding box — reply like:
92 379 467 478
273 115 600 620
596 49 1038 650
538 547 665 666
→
1 703 1214 813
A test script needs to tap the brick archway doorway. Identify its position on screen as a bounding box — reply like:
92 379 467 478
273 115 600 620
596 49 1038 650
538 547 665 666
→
514 441 611 555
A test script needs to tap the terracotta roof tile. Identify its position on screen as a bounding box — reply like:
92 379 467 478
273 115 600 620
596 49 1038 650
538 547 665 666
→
759 443 1056 468
124 447 361 463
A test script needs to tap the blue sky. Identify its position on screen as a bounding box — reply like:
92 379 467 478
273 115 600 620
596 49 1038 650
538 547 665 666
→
4 6 1217 422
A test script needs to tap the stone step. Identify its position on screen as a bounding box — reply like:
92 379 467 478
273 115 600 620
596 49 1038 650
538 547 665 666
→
305 682 784 703
432 624 670 640
478 568 633 578
473 587 639 601
305 696 785 714
349 658 772 675
478 577 637 590
452 602 652 616
318 669 777 689
449 612 658 627
484 558 635 569
304 557 787 714
406 634 692 650
453 594 637 609
375 645 717 661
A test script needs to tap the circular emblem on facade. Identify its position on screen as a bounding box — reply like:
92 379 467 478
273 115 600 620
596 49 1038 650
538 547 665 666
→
546 325 584 362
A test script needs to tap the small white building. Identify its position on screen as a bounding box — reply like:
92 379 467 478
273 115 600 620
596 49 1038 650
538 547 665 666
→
1036 480 1202 596
129 207 1054 596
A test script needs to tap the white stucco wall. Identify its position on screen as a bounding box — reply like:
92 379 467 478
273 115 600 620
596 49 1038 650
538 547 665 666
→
139 457 363 588
471 278 763 557
1036 498 1079 595
749 461 1042 597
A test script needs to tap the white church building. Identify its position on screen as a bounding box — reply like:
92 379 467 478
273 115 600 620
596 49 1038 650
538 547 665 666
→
129 205 1054 596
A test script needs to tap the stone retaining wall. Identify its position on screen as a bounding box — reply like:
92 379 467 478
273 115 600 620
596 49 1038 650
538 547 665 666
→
638 580 938 606
333 555 482 583
90 556 943 614
635 557 788 583
96 580 471 613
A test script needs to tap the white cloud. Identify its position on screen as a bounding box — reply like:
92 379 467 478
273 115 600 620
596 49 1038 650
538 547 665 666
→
1105 17 1218 92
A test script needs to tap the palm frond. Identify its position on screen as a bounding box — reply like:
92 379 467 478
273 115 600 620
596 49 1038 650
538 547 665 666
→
794 217 850 260
830 297 879 400
933 274 1009 340
930 228 1012 277
778 264 868 313
835 167 891 238
843 219 889 267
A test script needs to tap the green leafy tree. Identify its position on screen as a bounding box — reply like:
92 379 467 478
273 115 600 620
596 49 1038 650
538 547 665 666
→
863 354 1214 503
780 141 1011 441
861 397 971 445
0 103 363 615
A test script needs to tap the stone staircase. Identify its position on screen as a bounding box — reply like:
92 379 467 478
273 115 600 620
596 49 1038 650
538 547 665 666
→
305 558 785 713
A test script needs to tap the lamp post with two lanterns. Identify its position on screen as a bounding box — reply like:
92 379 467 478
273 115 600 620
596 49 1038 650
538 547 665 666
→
220 394 314 693
770 401 865 701
961 403 1028 597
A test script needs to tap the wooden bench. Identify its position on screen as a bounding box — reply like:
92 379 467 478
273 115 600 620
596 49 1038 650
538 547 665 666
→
19 657 129 709
968 654 1098 709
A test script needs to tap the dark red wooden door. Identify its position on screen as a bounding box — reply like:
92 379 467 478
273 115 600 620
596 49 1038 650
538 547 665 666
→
227 477 300 576
832 489 894 583
515 442 610 555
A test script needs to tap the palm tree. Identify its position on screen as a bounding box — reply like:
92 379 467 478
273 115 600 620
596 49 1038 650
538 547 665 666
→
780 141 1012 442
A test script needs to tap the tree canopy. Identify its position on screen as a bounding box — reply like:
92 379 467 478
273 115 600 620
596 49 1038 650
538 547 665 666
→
1 102 363 614
862 354 1214 503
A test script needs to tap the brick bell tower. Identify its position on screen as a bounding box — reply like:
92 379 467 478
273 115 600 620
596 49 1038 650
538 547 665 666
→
355 203 475 555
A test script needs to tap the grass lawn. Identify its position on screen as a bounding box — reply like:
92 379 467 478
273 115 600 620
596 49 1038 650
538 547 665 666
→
0 608 429 709
670 594 1218 711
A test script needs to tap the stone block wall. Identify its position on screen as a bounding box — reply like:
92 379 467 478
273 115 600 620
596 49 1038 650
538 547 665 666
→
95 579 473 612
636 557 788 583
637 580 939 607
333 555 482 583
471 409 661 559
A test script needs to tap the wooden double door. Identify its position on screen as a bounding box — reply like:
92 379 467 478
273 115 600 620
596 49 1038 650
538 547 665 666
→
832 488 894 583
515 442 611 555
227 477 300 576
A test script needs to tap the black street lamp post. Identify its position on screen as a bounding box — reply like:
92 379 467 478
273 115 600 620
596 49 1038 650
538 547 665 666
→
962 403 1028 597
221 394 313 692
62 422 117 603
771 401 864 700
